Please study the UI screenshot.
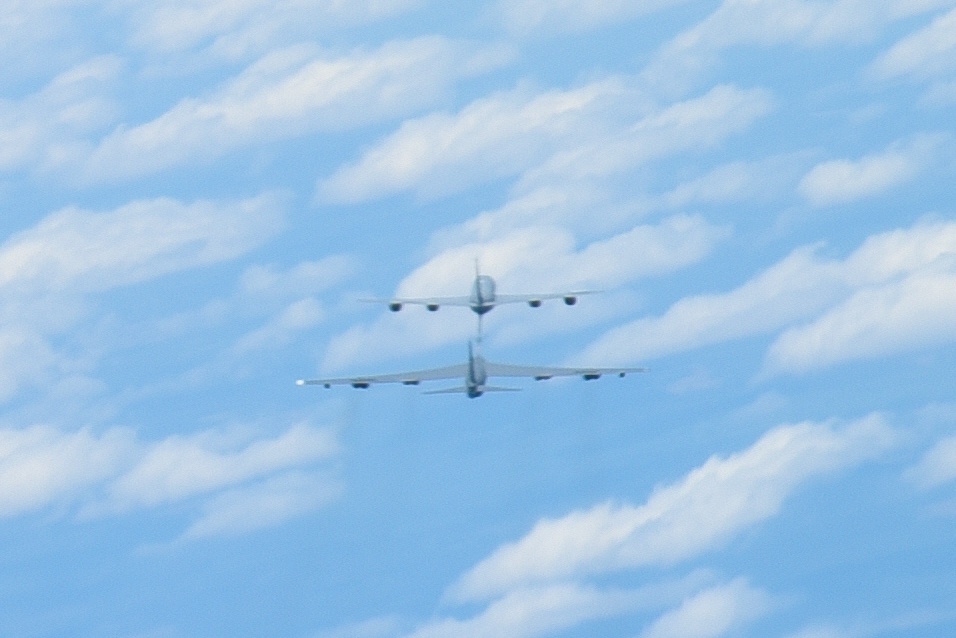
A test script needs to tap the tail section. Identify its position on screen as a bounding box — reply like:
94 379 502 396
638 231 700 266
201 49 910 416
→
423 385 471 395
423 384 520 396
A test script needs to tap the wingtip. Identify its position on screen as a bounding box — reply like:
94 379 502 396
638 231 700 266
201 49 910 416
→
295 379 305 386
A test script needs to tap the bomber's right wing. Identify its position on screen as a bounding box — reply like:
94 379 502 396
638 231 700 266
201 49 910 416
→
297 363 468 389
483 361 646 381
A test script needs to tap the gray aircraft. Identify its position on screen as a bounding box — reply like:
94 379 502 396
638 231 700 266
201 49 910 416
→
365 265 596 316
296 341 645 398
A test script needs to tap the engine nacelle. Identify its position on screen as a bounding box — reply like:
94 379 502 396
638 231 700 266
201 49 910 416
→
582 373 601 380
563 296 577 306
528 299 542 308
388 302 403 312
351 382 370 389
426 304 440 311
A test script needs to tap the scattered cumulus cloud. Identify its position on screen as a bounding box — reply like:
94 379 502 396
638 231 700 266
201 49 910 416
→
580 218 956 370
869 7 956 80
122 0 423 61
513 84 774 195
406 583 643 638
0 193 286 403
0 193 285 293
642 0 955 91
83 37 510 181
104 422 338 510
798 134 943 207
640 579 773 638
451 414 895 601
320 81 771 205
904 435 956 489
181 469 341 540
319 77 641 204
495 0 694 35
0 420 341 537
765 262 956 373
0 425 134 517
0 56 120 172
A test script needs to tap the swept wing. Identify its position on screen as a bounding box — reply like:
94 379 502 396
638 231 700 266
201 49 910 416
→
483 361 646 381
493 290 598 305
360 295 473 309
296 363 467 389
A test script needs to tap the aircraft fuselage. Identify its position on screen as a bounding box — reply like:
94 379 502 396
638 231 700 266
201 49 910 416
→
469 275 497 315
466 342 488 397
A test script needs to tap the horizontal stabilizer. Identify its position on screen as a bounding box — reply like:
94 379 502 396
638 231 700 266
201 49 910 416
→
422 385 470 395
422 385 521 395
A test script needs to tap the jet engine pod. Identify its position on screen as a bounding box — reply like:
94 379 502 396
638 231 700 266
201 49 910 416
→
388 302 403 312
528 299 542 308
563 296 577 306
426 304 440 311
582 373 601 380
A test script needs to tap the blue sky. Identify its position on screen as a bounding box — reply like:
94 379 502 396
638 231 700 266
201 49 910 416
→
2 0 956 636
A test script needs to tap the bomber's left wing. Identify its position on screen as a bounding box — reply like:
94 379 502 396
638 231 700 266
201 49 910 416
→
493 290 598 307
297 363 468 389
483 361 646 381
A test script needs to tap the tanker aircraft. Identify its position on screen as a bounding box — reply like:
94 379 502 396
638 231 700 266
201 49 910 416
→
364 264 596 317
296 341 645 399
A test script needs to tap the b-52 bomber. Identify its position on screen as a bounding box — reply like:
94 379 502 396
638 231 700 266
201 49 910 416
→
364 264 596 317
296 341 645 399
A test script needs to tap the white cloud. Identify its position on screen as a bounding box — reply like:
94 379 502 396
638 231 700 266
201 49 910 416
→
406 584 643 638
514 84 774 195
0 56 120 172
181 469 341 540
320 82 771 205
0 425 134 517
451 414 895 602
580 218 956 368
122 0 422 61
870 7 956 80
495 0 694 35
0 193 285 404
319 77 639 204
106 422 338 510
640 579 773 638
765 264 956 373
322 215 726 370
578 243 843 366
0 193 285 293
643 0 954 91
0 421 343 538
904 435 956 489
798 135 943 206
83 37 508 181
0 329 58 403
230 297 325 355
239 255 354 302
0 1 100 85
